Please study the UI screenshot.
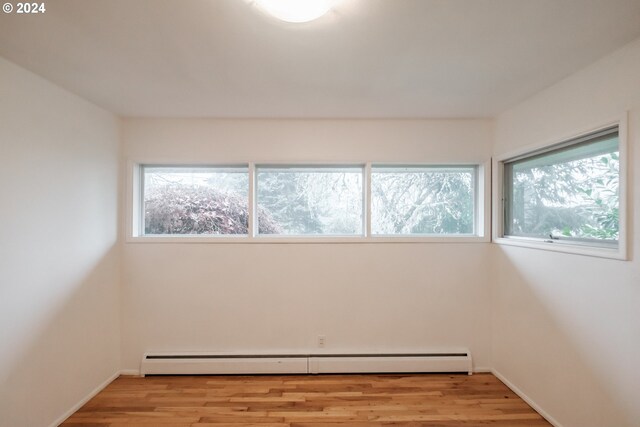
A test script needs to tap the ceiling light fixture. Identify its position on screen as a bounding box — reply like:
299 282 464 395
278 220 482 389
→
254 0 337 23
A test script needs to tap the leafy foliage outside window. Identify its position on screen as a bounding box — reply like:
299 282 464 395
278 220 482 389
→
371 167 475 235
505 132 619 243
256 167 363 235
143 167 280 235
141 164 483 238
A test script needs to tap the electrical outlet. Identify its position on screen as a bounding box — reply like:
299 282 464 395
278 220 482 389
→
318 335 326 347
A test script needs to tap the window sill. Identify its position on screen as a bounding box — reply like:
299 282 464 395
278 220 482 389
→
126 235 490 244
494 236 626 260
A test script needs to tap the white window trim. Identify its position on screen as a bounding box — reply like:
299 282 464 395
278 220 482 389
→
254 163 367 238
492 115 628 260
126 160 491 244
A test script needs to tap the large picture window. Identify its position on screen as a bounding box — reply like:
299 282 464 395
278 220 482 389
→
371 166 476 235
256 166 364 236
503 126 619 248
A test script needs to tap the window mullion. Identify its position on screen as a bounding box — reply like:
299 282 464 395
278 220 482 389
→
365 162 372 238
248 162 256 239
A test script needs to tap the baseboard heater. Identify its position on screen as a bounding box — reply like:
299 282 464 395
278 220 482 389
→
140 351 473 376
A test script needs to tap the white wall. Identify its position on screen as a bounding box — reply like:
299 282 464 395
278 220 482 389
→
120 119 494 370
493 38 640 426
0 58 121 427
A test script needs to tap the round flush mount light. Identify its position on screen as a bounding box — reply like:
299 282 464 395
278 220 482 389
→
254 0 337 23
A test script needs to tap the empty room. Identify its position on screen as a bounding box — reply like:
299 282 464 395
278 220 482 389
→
1 1 639 426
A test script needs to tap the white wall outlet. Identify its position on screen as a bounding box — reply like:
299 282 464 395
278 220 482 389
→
317 335 326 347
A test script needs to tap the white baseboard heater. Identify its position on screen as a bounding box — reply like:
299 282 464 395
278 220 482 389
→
140 351 473 376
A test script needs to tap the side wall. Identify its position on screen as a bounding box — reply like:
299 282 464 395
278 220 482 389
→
120 118 493 371
0 57 121 427
493 39 640 426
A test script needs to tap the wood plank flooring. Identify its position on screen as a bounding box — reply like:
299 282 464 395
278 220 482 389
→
61 373 551 426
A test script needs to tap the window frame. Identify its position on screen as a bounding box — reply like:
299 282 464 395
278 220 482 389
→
139 164 251 238
254 164 366 238
127 160 490 244
493 118 628 260
370 164 480 237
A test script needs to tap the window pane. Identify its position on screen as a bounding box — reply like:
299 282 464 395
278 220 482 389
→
371 166 475 235
256 166 363 235
505 130 619 243
143 166 249 235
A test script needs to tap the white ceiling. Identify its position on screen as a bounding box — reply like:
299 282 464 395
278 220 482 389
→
1 0 640 118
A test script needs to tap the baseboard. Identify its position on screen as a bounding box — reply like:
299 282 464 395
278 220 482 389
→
491 368 563 427
140 351 473 376
48 370 120 427
126 366 486 376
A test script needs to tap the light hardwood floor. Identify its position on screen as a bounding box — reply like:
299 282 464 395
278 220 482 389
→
61 373 551 426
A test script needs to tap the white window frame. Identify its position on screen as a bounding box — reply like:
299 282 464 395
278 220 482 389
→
369 164 480 237
127 160 491 244
492 117 628 260
138 164 251 238
254 164 366 238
